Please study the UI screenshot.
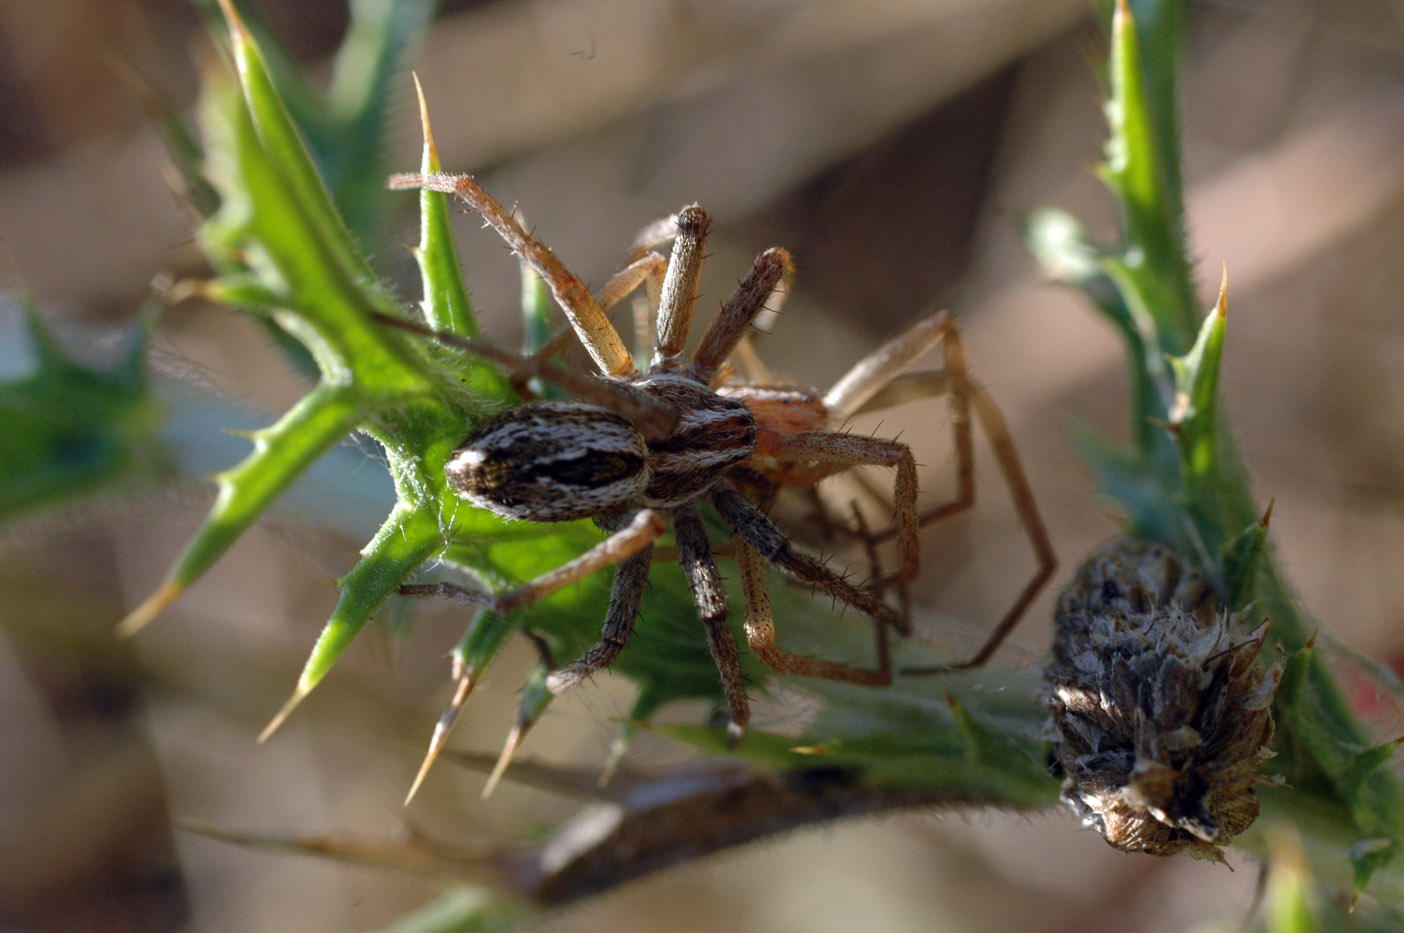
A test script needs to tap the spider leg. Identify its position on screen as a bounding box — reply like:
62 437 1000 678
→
690 247 794 387
823 311 961 421
388 171 637 379
627 212 683 259
707 483 906 635
595 251 668 314
818 313 1055 670
901 377 1056 673
545 512 657 695
651 205 711 370
373 313 680 439
672 502 749 739
398 510 665 617
766 431 919 622
735 540 891 686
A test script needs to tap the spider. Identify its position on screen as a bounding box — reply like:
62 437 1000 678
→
519 207 1057 679
381 169 1053 773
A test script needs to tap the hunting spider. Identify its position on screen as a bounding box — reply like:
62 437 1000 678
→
381 169 1053 761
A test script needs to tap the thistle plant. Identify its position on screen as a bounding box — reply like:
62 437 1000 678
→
1027 0 1404 912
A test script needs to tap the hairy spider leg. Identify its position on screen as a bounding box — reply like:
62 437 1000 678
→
397 510 666 617
735 540 891 686
372 312 677 440
650 205 710 370
541 514 657 695
673 502 749 739
707 484 897 627
511 249 669 398
387 171 637 379
783 311 1055 670
897 375 1056 673
690 248 794 386
763 431 919 634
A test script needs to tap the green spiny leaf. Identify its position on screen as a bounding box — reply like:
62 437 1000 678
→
1221 503 1271 607
1340 738 1404 824
0 301 163 523
1351 838 1397 907
1101 0 1197 352
119 381 362 637
263 500 444 736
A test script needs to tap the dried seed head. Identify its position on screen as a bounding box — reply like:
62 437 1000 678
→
1045 537 1280 861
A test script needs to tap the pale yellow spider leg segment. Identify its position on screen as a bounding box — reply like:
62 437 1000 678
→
597 250 667 370
849 370 952 417
823 311 955 421
691 247 794 386
398 510 666 616
504 251 670 396
769 431 919 628
623 213 684 360
595 251 668 314
903 377 1056 675
839 313 975 533
652 205 712 370
387 171 636 378
735 541 891 686
627 212 682 261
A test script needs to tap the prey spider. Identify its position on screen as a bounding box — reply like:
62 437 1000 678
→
382 168 1052 769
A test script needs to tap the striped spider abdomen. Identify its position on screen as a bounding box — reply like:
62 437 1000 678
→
447 401 649 522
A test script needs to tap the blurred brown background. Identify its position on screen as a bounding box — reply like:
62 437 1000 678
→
3 0 1403 930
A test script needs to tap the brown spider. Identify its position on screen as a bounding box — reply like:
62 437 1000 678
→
383 174 909 730
381 168 1054 799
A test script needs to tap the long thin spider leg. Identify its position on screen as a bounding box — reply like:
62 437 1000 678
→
707 483 906 635
620 213 686 362
768 431 919 620
849 370 951 417
690 247 794 386
823 311 954 421
546 513 657 695
651 205 710 370
904 378 1056 674
371 312 679 439
830 313 974 536
672 502 749 739
595 252 668 314
736 540 891 686
399 510 664 615
387 171 636 378
507 252 670 397
627 212 681 261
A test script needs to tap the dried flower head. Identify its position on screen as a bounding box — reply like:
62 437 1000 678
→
1045 537 1280 861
